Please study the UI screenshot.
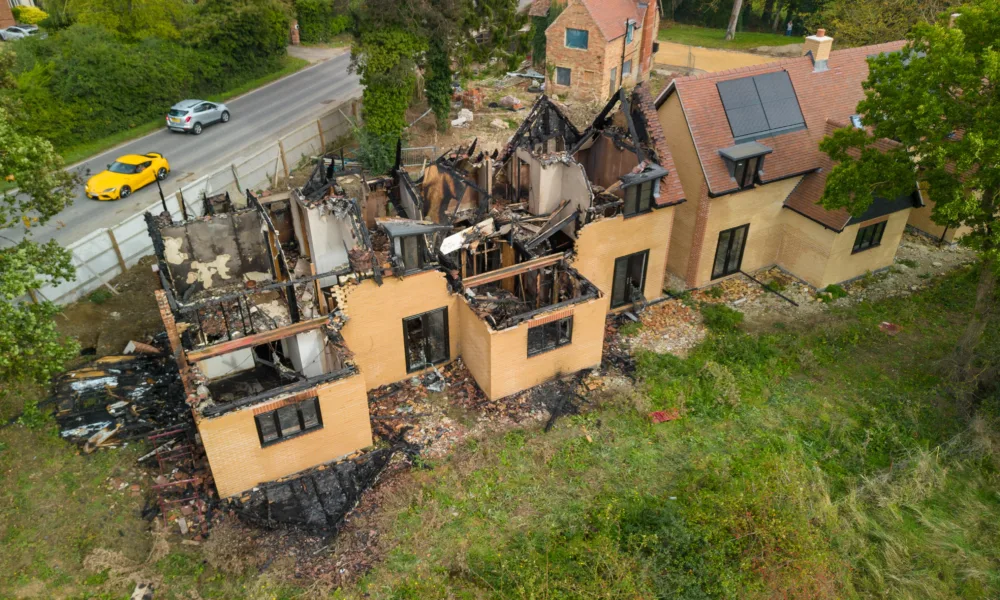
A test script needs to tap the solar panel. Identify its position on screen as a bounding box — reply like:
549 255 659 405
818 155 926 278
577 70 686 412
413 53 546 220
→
717 71 806 142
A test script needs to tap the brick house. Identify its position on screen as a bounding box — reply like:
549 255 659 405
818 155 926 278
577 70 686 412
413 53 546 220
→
149 84 683 501
537 0 660 103
655 31 923 290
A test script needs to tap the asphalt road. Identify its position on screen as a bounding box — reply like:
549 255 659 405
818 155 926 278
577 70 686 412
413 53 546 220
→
10 51 361 247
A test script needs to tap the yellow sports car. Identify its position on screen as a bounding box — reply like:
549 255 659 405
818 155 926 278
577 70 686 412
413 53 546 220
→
85 152 170 200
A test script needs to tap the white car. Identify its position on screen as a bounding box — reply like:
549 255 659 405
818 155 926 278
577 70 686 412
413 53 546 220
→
0 25 38 41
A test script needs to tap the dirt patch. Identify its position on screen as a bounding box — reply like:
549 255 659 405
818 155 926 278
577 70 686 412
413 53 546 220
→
622 300 707 357
58 255 164 357
705 231 977 332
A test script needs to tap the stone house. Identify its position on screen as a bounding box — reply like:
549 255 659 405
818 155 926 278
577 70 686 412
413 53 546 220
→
655 31 923 290
536 0 660 103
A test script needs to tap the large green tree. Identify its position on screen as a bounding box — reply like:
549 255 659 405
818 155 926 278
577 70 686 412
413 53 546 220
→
820 0 999 383
0 51 79 384
823 0 955 46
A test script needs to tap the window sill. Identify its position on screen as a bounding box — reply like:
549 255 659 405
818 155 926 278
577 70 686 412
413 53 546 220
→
260 424 323 448
527 342 571 358
623 208 655 219
851 243 882 255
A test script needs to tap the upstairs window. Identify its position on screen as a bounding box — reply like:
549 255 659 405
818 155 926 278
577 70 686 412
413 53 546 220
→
527 317 573 357
566 28 589 49
255 397 322 447
623 180 654 216
719 141 772 191
852 220 887 253
626 22 634 43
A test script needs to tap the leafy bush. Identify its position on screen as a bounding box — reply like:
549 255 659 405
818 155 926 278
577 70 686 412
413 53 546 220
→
294 0 350 43
819 283 848 303
12 5 48 24
700 303 744 332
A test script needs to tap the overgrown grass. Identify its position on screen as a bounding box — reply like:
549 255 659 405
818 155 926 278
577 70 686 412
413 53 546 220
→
1 267 997 598
59 56 311 166
349 265 1000 599
658 23 804 50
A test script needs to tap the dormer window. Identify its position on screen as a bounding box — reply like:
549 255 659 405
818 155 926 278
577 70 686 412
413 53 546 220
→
379 220 452 275
620 163 668 217
626 21 635 44
850 115 864 129
719 142 773 191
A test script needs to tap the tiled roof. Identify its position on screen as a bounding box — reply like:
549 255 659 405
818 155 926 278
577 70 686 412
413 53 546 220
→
633 84 685 207
658 41 906 204
528 0 550 17
580 0 643 41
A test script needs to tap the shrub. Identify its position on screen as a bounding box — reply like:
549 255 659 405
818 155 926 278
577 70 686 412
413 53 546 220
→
700 303 744 332
764 279 786 293
12 5 48 24
294 0 350 43
704 285 725 299
819 283 848 303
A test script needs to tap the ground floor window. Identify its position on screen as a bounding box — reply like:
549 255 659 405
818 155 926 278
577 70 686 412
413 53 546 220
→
255 397 322 447
527 316 573 357
556 67 571 86
609 66 618 97
611 250 649 308
712 224 749 279
403 307 450 373
623 60 632 76
852 220 887 253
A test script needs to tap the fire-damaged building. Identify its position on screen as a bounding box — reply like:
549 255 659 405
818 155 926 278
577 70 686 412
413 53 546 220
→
145 82 684 503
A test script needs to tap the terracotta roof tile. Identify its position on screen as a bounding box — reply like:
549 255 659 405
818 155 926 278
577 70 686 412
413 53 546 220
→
633 84 685 206
663 41 906 198
580 0 643 41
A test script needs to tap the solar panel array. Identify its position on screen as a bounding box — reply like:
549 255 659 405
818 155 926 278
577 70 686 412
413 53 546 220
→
716 71 806 143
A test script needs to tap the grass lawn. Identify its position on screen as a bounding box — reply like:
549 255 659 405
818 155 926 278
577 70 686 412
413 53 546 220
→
59 56 311 167
659 23 804 50
1 266 998 598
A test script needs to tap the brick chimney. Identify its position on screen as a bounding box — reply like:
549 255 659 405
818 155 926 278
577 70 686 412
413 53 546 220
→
802 28 833 72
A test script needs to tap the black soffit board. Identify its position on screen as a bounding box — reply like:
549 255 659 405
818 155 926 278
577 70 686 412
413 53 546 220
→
716 71 806 143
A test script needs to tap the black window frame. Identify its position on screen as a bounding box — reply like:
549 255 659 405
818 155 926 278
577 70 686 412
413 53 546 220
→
402 307 450 373
712 224 749 280
555 67 572 86
611 250 650 309
852 220 887 253
623 180 655 217
254 396 323 447
565 28 589 49
527 316 574 357
729 155 762 189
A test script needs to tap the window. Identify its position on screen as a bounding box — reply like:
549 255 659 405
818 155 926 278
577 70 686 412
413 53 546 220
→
623 180 654 216
852 220 887 253
565 28 589 49
611 250 649 308
609 67 618 97
254 397 322 447
731 155 761 189
712 224 749 279
850 114 864 129
626 22 634 43
623 60 633 76
403 308 449 373
555 67 571 86
527 317 573 357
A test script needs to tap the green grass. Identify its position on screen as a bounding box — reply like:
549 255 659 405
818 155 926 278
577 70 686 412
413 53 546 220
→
59 56 311 166
658 23 804 50
1 267 998 598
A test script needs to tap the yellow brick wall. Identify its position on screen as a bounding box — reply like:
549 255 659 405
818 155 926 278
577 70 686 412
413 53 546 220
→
573 207 674 309
820 210 911 287
476 296 606 400
658 94 704 282
340 270 460 390
458 300 493 398
198 373 372 498
691 176 802 287
907 199 970 243
776 211 836 287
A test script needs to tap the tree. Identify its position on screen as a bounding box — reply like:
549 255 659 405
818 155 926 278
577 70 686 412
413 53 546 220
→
725 0 744 40
825 0 955 46
0 51 79 384
820 0 1000 385
425 37 452 133
68 0 190 40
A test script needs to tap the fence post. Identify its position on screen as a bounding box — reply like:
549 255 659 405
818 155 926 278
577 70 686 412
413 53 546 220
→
175 191 188 221
316 120 326 152
278 140 290 182
230 164 243 194
107 229 128 275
